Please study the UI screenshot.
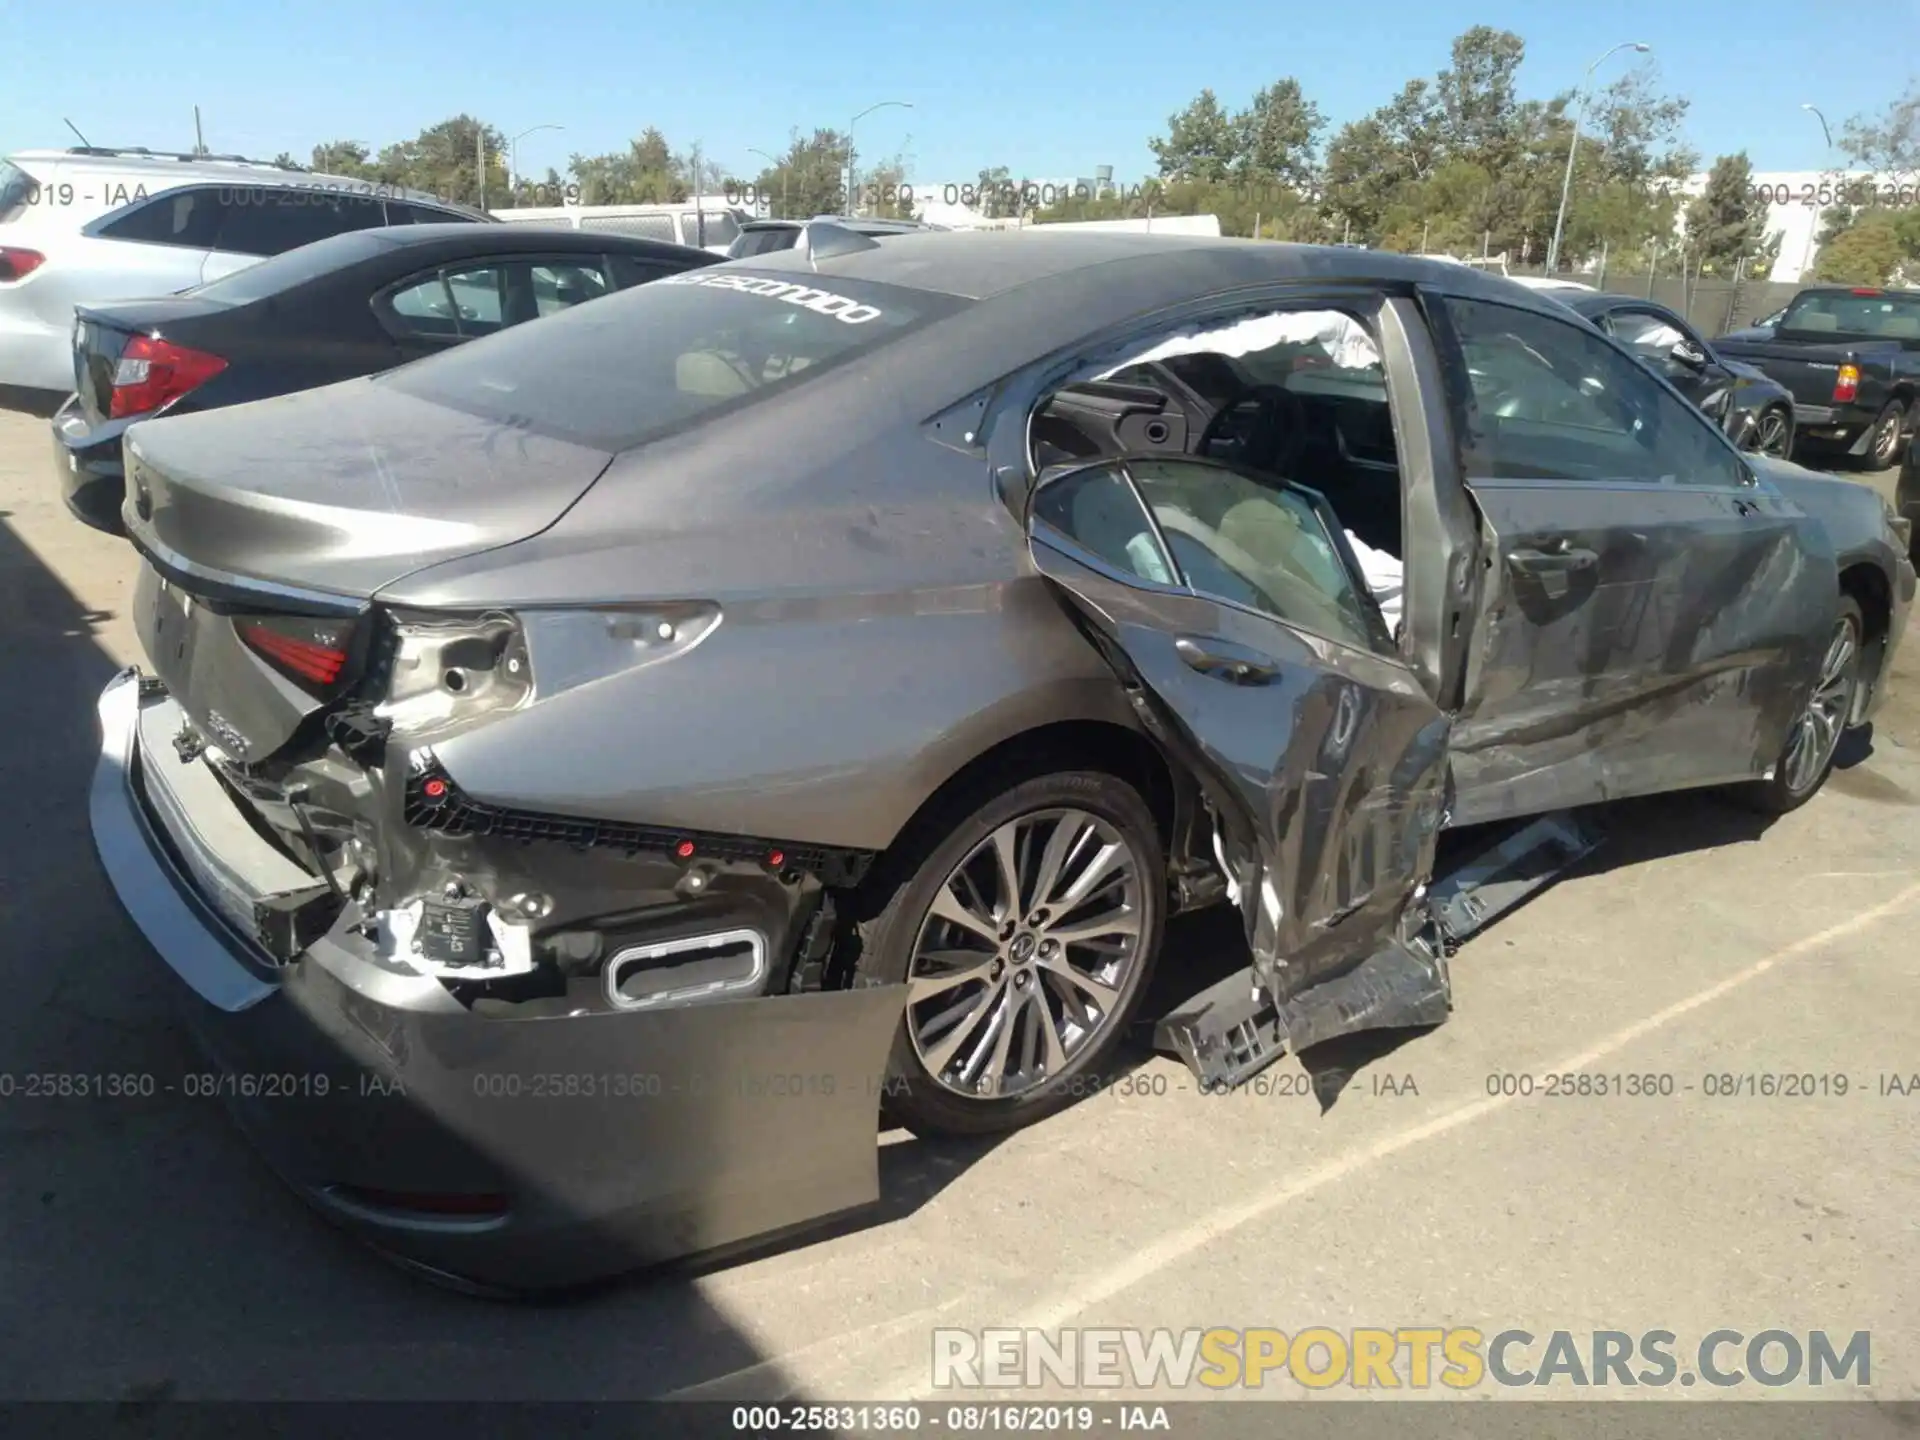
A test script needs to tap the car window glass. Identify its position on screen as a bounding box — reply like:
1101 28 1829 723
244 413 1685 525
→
1781 290 1920 336
1608 309 1691 361
1445 297 1747 488
606 253 678 288
388 273 453 322
730 226 800 258
96 186 223 248
1125 457 1382 652
213 190 388 256
1030 464 1178 585
532 260 611 316
380 269 955 452
441 265 507 334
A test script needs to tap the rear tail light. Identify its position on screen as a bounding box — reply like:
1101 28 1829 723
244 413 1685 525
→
108 334 227 419
237 615 355 693
1834 364 1861 404
0 246 45 282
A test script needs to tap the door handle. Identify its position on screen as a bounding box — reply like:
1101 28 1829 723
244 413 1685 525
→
1509 544 1598 575
1173 635 1279 685
1733 496 1762 517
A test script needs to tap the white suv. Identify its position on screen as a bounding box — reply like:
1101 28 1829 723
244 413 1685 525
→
0 147 489 392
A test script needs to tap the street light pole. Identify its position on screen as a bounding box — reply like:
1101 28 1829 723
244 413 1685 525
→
1546 41 1651 273
746 147 786 217
508 123 564 202
846 100 912 216
1801 103 1834 281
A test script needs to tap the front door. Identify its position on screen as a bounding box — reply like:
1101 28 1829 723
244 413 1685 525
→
1603 303 1734 414
1023 454 1451 1002
1435 294 1837 826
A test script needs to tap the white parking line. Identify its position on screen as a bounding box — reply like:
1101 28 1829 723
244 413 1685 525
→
838 878 1920 1401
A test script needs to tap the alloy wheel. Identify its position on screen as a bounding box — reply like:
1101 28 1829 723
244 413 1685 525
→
906 807 1146 1101
1872 408 1904 467
1780 616 1860 796
1753 409 1792 459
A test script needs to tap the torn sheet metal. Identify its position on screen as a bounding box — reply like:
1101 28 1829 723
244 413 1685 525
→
1426 809 1605 947
1155 933 1451 1091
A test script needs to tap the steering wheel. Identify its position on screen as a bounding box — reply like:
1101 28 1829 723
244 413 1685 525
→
1195 384 1306 475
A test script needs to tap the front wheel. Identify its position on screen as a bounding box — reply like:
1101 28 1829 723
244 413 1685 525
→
1731 597 1864 815
1749 405 1793 460
836 769 1166 1137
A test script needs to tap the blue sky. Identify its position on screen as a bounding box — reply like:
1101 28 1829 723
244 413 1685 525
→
2 0 1909 183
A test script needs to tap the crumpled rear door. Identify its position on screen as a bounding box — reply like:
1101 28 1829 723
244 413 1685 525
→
1024 458 1452 1004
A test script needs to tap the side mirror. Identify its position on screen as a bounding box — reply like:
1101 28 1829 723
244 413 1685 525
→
1671 340 1709 370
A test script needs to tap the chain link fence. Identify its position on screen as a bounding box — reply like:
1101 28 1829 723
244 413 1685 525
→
1505 264 1805 340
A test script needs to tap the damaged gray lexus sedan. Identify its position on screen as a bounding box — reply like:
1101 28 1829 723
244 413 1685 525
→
93 228 1915 1291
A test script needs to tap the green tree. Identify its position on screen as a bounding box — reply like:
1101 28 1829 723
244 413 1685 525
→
1683 153 1770 276
1231 78 1324 193
748 129 853 218
570 128 687 206
1812 218 1908 284
310 140 382 180
1149 90 1239 183
372 115 506 207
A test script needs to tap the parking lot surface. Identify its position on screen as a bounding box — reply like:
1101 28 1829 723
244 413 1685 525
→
0 405 1915 1407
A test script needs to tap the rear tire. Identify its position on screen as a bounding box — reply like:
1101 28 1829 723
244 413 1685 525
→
835 769 1166 1138
1730 597 1864 815
1864 399 1907 470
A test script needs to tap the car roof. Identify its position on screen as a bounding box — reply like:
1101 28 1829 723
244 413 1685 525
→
737 230 1590 313
387 222 710 256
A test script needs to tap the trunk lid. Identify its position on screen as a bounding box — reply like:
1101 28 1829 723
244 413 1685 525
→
122 373 617 601
124 375 616 762
73 299 235 424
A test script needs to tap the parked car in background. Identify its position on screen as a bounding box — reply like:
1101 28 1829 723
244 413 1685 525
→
1713 286 1920 468
89 231 1912 1291
1 147 490 394
496 201 745 254
53 224 717 534
727 215 948 258
1552 291 1798 458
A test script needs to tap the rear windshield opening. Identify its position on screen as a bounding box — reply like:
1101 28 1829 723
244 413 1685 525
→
381 268 963 452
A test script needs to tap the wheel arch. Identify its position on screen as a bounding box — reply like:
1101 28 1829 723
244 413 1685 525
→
867 718 1183 888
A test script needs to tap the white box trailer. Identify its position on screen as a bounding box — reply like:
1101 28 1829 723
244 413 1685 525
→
492 201 747 254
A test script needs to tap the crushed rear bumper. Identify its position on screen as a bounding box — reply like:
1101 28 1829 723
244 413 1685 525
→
89 666 907 1292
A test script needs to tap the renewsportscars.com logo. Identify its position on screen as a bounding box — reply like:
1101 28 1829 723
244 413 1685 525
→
931 1327 1872 1391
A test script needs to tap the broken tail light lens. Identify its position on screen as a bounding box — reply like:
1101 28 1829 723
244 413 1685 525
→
109 334 227 419
1834 364 1861 404
0 246 45 282
237 615 355 693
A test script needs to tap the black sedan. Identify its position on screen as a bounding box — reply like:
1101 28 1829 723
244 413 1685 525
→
53 224 721 534
1553 292 1798 459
